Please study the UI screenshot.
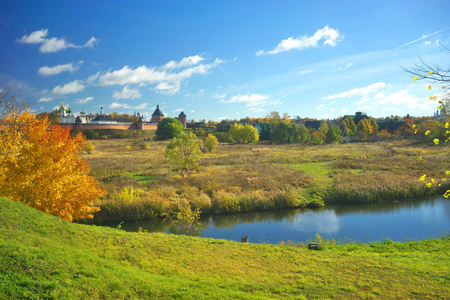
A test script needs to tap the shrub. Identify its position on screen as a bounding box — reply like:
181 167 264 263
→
204 134 218 153
84 141 95 154
100 135 108 140
125 145 132 150
166 132 203 174
156 118 185 140
140 142 151 150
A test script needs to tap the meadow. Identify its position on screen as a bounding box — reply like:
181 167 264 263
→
1 198 449 299
83 134 450 223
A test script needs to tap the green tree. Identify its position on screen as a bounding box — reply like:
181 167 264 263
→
296 124 311 143
357 118 372 135
156 118 185 140
204 134 218 153
340 117 357 136
229 123 259 144
166 132 203 174
270 121 292 144
325 122 342 144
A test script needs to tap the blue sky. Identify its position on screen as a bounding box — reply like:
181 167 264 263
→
1 0 449 121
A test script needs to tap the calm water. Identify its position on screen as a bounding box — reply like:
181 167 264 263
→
106 197 450 244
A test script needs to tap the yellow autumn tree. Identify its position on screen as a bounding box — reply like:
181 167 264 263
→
0 84 30 169
0 86 106 221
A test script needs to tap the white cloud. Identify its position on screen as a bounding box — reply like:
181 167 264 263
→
341 108 348 114
52 80 85 95
218 116 229 121
301 70 312 75
153 82 180 95
134 103 148 110
16 29 99 53
95 58 223 95
213 94 226 99
109 102 132 109
109 102 147 110
38 61 83 76
256 25 343 56
338 62 353 71
38 97 53 102
220 93 272 107
316 104 325 111
375 89 434 110
423 41 432 46
76 96 94 104
113 85 142 99
322 82 386 100
163 55 205 69
173 108 184 113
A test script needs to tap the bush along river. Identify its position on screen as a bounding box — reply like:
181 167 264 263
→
104 197 450 244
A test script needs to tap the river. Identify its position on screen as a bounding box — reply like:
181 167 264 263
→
105 197 450 244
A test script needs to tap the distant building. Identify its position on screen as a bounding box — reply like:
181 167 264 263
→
90 107 132 124
151 105 164 123
338 112 368 126
78 109 96 123
178 111 187 128
58 105 75 123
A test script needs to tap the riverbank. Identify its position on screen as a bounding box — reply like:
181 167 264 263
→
1 197 449 299
84 138 449 223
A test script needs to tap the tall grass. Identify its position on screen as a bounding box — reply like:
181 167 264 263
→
81 139 449 223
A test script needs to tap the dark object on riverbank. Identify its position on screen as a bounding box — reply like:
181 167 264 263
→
308 243 321 250
241 236 249 243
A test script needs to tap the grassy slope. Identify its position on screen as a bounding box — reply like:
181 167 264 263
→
1 198 449 299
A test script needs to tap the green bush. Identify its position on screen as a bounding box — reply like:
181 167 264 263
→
156 118 185 140
204 134 218 153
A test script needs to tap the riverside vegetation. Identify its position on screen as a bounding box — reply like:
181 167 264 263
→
83 135 450 223
1 198 449 299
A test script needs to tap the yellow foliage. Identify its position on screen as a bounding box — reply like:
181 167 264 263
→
0 114 106 221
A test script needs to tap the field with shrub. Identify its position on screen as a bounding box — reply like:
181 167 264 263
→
81 136 449 223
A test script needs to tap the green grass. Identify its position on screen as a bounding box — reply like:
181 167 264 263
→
1 197 449 299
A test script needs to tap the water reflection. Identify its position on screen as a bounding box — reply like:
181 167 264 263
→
104 197 450 244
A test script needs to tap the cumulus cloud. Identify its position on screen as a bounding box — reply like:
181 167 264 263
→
375 89 434 110
113 85 142 99
163 55 204 69
220 93 269 106
52 80 85 95
94 57 224 95
134 103 148 110
16 29 99 53
76 96 94 104
256 25 342 56
153 82 180 95
38 97 53 102
322 82 386 100
220 93 281 110
109 102 132 109
38 61 83 76
109 102 147 110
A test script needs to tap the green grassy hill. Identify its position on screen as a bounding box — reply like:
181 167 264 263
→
1 197 449 299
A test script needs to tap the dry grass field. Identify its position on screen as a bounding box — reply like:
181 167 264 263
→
82 137 449 223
